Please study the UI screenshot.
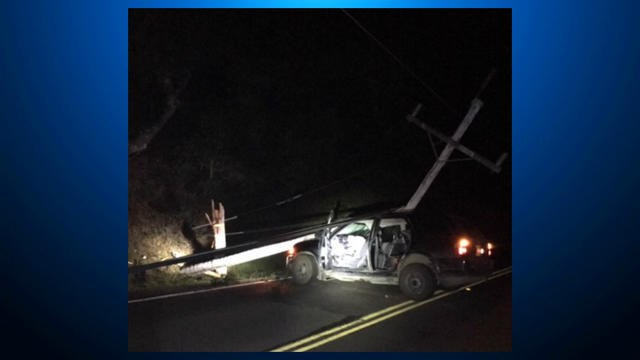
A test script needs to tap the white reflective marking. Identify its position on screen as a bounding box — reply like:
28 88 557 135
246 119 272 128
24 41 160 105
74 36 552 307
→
128 279 282 304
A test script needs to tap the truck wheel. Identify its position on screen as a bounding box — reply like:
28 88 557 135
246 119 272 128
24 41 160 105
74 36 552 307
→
399 264 435 300
290 253 317 285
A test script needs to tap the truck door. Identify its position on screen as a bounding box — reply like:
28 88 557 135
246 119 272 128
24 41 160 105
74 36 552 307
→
322 220 374 270
375 217 411 270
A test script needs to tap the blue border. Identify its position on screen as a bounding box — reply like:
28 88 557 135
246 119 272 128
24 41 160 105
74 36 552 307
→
2 0 640 356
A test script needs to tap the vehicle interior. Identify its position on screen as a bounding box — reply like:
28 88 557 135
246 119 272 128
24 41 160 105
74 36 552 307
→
374 218 411 271
327 220 373 269
324 218 411 272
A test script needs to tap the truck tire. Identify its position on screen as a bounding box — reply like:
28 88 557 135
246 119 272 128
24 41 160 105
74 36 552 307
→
290 253 317 285
399 263 435 300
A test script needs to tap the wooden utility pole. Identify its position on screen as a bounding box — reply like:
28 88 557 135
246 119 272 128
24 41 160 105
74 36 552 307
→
398 98 483 212
396 70 508 213
407 114 507 173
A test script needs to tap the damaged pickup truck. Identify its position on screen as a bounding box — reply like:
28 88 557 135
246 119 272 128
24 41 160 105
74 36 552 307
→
286 213 495 300
282 95 506 300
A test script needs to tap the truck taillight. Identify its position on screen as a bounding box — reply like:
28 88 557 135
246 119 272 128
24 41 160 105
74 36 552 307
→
457 238 470 256
486 242 494 256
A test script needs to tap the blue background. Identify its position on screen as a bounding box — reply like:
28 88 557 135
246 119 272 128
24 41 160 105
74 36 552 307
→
1 0 639 356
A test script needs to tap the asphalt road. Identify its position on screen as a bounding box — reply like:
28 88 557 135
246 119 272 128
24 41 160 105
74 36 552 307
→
128 268 511 351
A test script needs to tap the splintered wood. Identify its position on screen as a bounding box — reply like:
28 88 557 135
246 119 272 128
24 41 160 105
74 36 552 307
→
204 199 227 275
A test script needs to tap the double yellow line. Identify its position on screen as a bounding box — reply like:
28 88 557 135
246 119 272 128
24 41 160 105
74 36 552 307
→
270 266 512 352
270 299 415 352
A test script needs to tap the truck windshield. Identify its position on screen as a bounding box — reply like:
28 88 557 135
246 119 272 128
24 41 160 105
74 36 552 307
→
338 222 372 238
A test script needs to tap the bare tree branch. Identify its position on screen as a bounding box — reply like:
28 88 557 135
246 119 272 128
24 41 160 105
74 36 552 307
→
129 73 190 156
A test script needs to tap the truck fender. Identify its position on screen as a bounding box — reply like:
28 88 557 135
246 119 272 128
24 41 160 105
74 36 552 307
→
398 253 438 279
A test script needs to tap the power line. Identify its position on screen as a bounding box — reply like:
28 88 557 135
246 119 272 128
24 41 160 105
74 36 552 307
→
192 162 382 230
191 119 407 230
340 9 458 117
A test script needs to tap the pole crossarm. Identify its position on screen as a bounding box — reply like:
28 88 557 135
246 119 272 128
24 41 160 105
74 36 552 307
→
406 113 508 173
397 99 484 213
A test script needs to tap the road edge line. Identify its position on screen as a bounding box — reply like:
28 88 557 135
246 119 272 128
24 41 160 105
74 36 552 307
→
128 279 278 304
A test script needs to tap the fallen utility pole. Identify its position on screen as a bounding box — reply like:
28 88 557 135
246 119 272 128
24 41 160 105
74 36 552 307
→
128 214 380 274
180 234 315 275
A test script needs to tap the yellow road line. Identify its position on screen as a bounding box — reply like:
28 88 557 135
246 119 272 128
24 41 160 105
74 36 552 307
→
293 269 512 352
270 299 415 352
489 266 512 279
492 265 512 275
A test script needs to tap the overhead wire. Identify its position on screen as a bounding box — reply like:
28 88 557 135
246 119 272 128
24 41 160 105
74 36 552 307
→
191 113 411 231
196 11 464 230
192 161 386 230
340 9 459 117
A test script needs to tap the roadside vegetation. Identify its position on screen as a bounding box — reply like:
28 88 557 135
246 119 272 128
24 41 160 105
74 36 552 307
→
128 253 288 298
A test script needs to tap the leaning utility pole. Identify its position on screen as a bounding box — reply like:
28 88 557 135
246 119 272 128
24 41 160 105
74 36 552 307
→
396 71 508 213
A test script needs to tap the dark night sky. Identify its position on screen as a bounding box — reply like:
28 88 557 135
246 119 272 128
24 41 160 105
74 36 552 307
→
129 9 511 243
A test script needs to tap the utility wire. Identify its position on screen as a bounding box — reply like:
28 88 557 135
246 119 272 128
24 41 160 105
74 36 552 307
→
191 116 407 231
192 162 383 230
340 9 459 117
